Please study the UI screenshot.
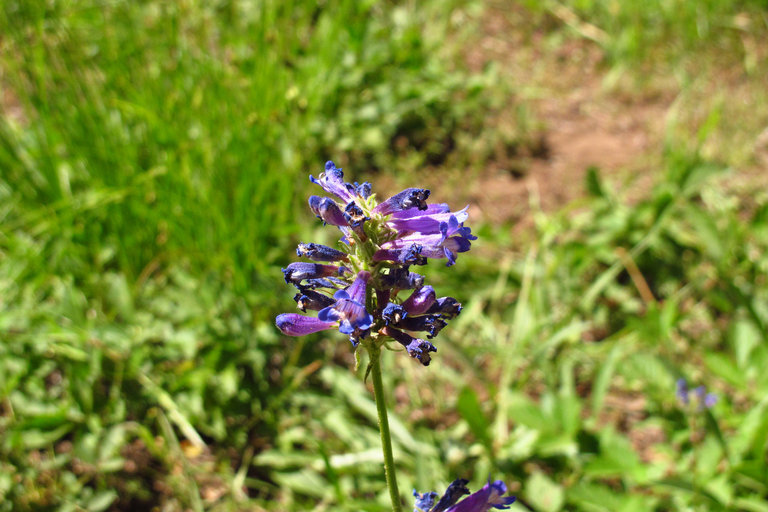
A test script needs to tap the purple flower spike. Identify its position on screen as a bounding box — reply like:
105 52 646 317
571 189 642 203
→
444 480 516 512
373 188 431 216
297 243 348 262
309 161 356 203
309 196 349 227
276 313 336 336
704 393 718 409
282 262 347 284
402 285 436 315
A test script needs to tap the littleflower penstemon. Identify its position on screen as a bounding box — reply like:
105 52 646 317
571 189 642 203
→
276 162 515 511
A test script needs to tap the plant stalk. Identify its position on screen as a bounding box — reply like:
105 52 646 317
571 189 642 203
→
368 344 402 512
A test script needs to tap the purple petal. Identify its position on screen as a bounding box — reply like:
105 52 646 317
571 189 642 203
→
276 313 335 336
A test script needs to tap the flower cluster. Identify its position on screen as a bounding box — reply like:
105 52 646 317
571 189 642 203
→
413 478 516 512
275 161 476 366
676 378 717 410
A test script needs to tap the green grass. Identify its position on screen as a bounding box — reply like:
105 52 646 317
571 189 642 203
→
2 0 768 510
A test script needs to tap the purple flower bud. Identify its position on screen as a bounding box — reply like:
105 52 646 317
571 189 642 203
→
297 243 348 262
275 313 335 336
373 244 428 265
308 196 349 226
432 479 470 512
282 262 347 284
373 188 431 216
380 326 436 366
293 290 336 312
401 285 436 315
427 297 462 318
395 314 447 339
381 268 424 290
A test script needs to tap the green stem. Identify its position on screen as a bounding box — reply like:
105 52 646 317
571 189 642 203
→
368 344 402 512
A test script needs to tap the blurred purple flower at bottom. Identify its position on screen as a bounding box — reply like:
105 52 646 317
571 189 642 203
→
676 378 717 410
414 478 516 512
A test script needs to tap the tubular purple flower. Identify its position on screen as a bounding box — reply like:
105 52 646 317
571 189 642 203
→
373 244 428 265
444 480 516 512
373 188 431 216
297 243 348 262
401 285 436 315
380 326 436 366
309 196 349 227
309 161 356 203
377 215 477 266
387 207 469 235
392 202 451 219
282 262 348 284
318 271 373 345
276 313 336 336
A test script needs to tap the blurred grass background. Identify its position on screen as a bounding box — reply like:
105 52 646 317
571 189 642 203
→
1 0 767 510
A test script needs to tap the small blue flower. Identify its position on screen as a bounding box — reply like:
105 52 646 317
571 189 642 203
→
414 479 516 512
